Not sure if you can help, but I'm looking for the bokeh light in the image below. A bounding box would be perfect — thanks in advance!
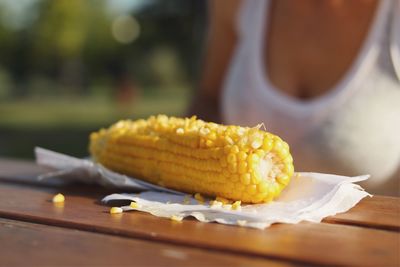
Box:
[111,15,140,44]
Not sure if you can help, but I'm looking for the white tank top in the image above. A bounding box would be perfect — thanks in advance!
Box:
[222,0,400,193]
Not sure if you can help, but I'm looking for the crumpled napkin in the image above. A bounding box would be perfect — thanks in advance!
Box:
[35,147,371,229]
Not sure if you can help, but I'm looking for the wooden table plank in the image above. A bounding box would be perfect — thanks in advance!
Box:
[325,195,400,231]
[1,158,399,231]
[0,182,398,266]
[1,218,293,267]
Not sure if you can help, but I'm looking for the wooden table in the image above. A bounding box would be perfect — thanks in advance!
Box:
[0,158,399,267]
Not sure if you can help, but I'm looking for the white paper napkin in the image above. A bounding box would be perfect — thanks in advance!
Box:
[35,147,371,229]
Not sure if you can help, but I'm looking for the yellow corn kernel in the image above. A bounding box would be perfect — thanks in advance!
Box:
[251,138,263,149]
[262,138,274,151]
[228,162,237,173]
[277,174,290,186]
[240,173,251,185]
[220,156,228,167]
[176,128,184,135]
[227,153,237,164]
[130,201,140,209]
[52,193,65,203]
[232,200,241,210]
[208,132,217,141]
[230,174,239,182]
[206,140,213,147]
[284,163,294,176]
[255,149,265,158]
[257,182,268,194]
[273,139,284,153]
[238,160,248,174]
[283,154,293,164]
[246,184,257,195]
[230,145,240,154]
[251,171,261,184]
[235,182,246,192]
[237,151,247,161]
[268,182,280,197]
[194,193,205,204]
[110,207,123,214]
[170,215,183,222]
[247,153,260,169]
[225,136,234,145]
[223,145,231,154]
[210,200,223,208]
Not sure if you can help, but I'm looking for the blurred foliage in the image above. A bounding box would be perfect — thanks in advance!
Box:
[0,0,206,158]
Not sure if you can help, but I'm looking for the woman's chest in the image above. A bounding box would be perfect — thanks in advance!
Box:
[265,0,378,99]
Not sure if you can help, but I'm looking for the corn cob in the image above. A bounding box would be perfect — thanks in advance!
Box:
[89,115,294,203]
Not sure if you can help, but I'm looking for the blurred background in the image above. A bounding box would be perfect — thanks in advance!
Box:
[0,0,206,159]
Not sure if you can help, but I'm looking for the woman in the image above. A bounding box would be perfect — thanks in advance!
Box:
[189,0,400,195]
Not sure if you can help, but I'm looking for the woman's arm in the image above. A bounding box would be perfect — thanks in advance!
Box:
[187,0,241,123]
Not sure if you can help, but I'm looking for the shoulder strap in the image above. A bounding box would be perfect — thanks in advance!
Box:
[236,0,267,38]
[390,0,400,81]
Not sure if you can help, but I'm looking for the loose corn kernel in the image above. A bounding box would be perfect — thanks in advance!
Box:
[110,207,123,214]
[210,200,223,208]
[170,215,183,222]
[52,193,65,203]
[232,201,241,210]
[130,201,140,209]
[194,193,205,204]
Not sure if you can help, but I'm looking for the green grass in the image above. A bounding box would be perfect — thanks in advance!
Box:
[0,89,190,129]
[0,88,191,159]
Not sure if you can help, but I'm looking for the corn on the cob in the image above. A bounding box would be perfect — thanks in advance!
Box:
[89,115,294,203]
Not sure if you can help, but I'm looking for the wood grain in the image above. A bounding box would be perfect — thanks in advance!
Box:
[324,195,400,231]
[1,158,399,231]
[0,182,398,266]
[0,218,294,267]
